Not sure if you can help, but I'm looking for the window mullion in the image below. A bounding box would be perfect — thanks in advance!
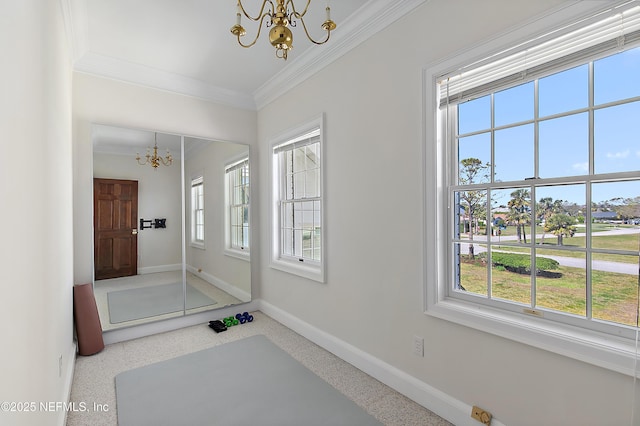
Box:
[489,93,495,301]
[486,188,493,300]
[490,93,495,184]
[530,185,537,310]
[531,78,539,310]
[586,60,595,320]
[448,105,459,295]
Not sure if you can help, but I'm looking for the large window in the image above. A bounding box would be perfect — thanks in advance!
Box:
[427,1,640,373]
[226,158,250,256]
[271,117,324,282]
[190,175,204,248]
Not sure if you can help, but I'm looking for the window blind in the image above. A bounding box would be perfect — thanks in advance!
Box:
[439,2,640,107]
[273,129,320,154]
[225,158,249,173]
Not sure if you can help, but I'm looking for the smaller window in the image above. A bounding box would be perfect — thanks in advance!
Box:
[190,176,204,248]
[225,158,250,257]
[271,116,325,282]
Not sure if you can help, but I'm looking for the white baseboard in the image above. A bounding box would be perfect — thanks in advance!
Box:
[138,264,182,275]
[60,341,77,426]
[186,265,251,302]
[102,300,259,345]
[257,299,505,426]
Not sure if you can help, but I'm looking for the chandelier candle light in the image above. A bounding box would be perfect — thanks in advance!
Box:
[135,133,173,169]
[230,0,336,60]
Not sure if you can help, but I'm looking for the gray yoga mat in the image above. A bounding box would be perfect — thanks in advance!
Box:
[107,282,216,324]
[115,334,383,426]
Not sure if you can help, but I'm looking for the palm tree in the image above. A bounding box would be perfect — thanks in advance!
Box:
[507,189,530,243]
[537,197,563,245]
[459,158,490,259]
[544,213,577,245]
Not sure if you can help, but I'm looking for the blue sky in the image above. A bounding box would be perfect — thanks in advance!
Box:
[457,46,640,205]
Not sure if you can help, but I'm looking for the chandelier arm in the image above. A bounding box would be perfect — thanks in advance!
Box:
[238,0,275,22]
[294,13,332,45]
[286,0,312,18]
[236,13,272,48]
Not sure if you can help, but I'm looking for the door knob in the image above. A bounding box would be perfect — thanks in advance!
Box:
[132,229,138,235]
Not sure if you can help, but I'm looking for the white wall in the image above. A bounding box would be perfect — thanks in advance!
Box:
[185,142,251,296]
[257,1,636,425]
[73,73,259,289]
[93,151,182,271]
[0,1,75,425]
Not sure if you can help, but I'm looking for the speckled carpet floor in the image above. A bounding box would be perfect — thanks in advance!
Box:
[67,311,452,426]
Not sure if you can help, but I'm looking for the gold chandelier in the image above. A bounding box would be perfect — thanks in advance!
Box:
[135,133,173,169]
[230,0,336,60]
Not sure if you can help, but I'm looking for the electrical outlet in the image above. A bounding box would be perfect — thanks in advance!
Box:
[471,405,492,425]
[413,335,424,357]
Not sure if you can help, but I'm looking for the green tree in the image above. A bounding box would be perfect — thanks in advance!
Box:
[537,197,563,244]
[562,201,582,218]
[608,196,640,221]
[507,189,530,243]
[544,213,577,246]
[459,158,490,259]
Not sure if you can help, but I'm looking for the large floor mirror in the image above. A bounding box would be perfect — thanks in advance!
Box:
[92,124,251,331]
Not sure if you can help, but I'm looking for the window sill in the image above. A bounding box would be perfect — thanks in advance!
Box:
[270,257,324,283]
[224,248,250,262]
[190,242,205,250]
[426,297,638,377]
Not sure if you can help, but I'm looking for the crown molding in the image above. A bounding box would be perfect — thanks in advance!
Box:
[253,0,428,110]
[66,0,256,111]
[60,0,89,63]
[73,52,257,110]
[66,0,427,111]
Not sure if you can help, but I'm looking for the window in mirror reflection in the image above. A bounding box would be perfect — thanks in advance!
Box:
[226,158,250,253]
[191,176,205,248]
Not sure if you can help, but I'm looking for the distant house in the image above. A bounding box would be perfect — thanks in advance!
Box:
[492,213,508,223]
[592,211,618,222]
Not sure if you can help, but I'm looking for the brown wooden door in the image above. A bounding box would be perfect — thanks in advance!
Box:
[94,178,138,280]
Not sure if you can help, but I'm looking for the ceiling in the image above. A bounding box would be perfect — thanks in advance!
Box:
[66,0,426,110]
[92,123,218,160]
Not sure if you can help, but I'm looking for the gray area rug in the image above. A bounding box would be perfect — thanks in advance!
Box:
[107,282,216,324]
[115,334,383,426]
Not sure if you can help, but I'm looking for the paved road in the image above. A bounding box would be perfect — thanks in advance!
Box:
[460,227,640,276]
[540,254,638,275]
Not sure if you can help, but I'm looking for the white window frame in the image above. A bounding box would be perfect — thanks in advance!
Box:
[270,115,325,282]
[225,156,250,261]
[190,175,205,249]
[424,0,640,376]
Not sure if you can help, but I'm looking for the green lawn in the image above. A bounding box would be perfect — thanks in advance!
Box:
[473,229,640,264]
[471,222,636,238]
[460,258,639,326]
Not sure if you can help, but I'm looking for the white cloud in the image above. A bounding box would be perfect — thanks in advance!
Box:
[606,150,630,159]
[572,162,588,172]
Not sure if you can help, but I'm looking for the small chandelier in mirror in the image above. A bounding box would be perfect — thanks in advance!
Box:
[230,0,336,60]
[136,133,173,169]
